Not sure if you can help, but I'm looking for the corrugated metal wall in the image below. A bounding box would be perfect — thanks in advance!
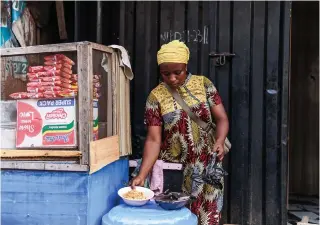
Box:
[118,2,290,225]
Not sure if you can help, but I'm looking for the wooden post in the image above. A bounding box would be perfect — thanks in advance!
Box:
[111,52,118,135]
[107,53,113,136]
[77,43,93,165]
[55,1,68,40]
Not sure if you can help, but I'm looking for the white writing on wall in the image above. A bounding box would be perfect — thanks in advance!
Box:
[160,26,209,45]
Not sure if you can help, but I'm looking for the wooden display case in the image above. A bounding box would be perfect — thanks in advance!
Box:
[0,42,131,173]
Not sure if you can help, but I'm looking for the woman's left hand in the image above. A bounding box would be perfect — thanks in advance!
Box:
[213,141,225,161]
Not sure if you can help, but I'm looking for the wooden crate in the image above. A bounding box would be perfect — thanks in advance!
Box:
[0,42,131,173]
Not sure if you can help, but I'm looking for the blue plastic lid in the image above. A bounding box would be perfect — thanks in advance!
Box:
[102,201,198,225]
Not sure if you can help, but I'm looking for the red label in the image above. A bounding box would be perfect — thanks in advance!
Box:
[45,108,67,120]
[16,102,43,146]
[43,130,75,145]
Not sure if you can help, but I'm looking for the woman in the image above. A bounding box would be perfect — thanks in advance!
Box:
[130,40,229,225]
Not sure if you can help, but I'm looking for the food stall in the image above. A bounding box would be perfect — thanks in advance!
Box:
[1,42,132,225]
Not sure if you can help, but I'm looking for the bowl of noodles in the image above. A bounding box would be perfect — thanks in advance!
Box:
[118,186,154,206]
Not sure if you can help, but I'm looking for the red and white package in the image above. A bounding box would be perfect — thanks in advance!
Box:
[44,66,72,74]
[58,91,77,97]
[43,66,72,75]
[27,93,44,99]
[27,86,61,93]
[59,93,77,98]
[93,75,101,80]
[62,63,72,70]
[71,74,78,81]
[42,92,59,98]
[61,67,72,74]
[42,81,62,86]
[10,92,44,99]
[43,86,62,92]
[9,92,29,99]
[93,87,100,93]
[28,78,41,82]
[42,90,77,98]
[28,66,44,73]
[60,83,78,89]
[43,64,63,70]
[27,82,40,87]
[43,65,73,74]
[27,87,44,93]
[60,88,76,93]
[60,72,71,79]
[60,78,72,84]
[93,92,101,99]
[44,60,63,65]
[27,70,61,78]
[28,76,62,82]
[44,54,75,65]
[27,81,62,87]
[41,76,61,82]
[44,61,73,70]
[62,87,77,91]
[93,82,101,88]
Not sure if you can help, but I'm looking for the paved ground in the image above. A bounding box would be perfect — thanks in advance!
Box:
[288,195,319,225]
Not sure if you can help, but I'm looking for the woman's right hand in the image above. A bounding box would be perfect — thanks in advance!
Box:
[129,175,145,189]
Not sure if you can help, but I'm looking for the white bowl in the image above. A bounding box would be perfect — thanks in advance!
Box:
[118,186,154,206]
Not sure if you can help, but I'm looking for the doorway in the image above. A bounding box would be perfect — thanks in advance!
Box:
[288,1,319,224]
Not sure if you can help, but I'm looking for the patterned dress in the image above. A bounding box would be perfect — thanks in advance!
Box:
[144,74,224,225]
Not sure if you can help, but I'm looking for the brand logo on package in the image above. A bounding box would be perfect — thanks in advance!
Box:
[16,101,43,146]
[37,98,75,107]
[93,101,98,108]
[42,121,75,145]
[45,108,68,120]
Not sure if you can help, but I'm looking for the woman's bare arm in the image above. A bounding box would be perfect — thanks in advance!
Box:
[210,104,229,158]
[130,126,162,187]
[211,104,229,143]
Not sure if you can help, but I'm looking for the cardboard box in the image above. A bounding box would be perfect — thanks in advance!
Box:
[16,98,77,148]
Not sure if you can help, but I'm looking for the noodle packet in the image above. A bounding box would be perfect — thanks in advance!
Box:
[28,66,44,73]
[44,54,75,65]
[44,61,73,70]
[27,86,62,93]
[44,66,72,74]
[27,70,61,78]
[27,81,62,87]
[60,83,78,89]
[9,92,28,99]
[28,76,62,82]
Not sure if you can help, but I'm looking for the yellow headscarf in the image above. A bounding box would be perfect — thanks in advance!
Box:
[157,40,190,65]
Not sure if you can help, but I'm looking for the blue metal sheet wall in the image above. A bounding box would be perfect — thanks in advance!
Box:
[1,158,129,225]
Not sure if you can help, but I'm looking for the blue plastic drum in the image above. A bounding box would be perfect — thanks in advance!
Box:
[102,201,198,225]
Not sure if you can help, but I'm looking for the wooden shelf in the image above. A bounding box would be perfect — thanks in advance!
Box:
[0,150,82,159]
